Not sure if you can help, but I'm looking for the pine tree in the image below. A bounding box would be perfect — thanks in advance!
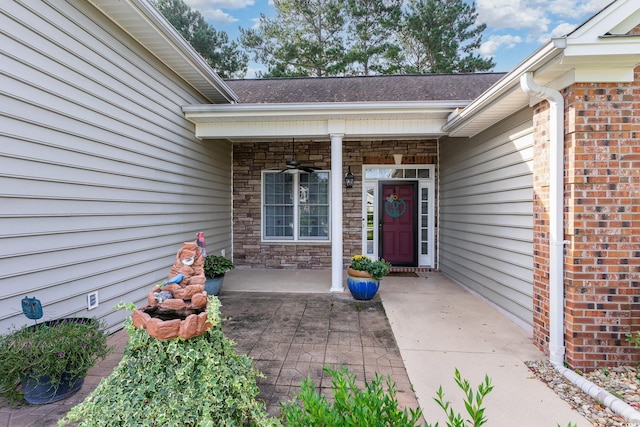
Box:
[344,0,403,75]
[401,0,494,73]
[154,0,248,78]
[240,0,346,77]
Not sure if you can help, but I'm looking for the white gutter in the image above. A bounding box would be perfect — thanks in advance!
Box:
[520,72,640,424]
[519,72,565,367]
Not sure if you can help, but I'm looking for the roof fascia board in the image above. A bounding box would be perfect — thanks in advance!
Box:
[183,101,468,122]
[88,0,237,103]
[574,67,635,82]
[442,43,560,134]
[569,0,638,38]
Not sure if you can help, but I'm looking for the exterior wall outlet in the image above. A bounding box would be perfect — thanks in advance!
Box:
[221,249,225,257]
[87,291,99,310]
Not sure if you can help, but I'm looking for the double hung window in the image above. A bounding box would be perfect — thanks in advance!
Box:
[262,171,330,241]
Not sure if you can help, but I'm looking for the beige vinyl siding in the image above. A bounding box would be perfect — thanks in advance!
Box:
[0,1,231,332]
[439,108,534,326]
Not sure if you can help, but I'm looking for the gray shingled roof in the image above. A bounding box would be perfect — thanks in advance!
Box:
[224,73,506,104]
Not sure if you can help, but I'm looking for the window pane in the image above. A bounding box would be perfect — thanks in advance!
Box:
[299,172,329,239]
[300,206,328,237]
[365,169,393,179]
[264,173,294,239]
[366,187,374,254]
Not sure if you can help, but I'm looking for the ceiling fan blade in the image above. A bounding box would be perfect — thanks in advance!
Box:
[300,166,317,173]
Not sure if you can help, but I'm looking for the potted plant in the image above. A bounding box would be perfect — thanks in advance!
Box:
[347,255,391,300]
[0,317,111,405]
[203,255,235,296]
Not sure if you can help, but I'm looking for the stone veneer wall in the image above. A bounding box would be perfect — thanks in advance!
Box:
[532,65,640,369]
[233,139,437,269]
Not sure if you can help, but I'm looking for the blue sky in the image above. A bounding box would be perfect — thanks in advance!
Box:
[183,0,614,78]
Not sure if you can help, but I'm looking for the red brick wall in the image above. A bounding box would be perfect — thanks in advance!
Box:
[532,101,553,353]
[233,139,437,269]
[533,66,640,369]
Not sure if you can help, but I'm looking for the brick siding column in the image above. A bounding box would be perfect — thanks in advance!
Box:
[535,66,640,370]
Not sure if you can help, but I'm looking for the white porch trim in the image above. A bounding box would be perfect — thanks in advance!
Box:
[330,132,344,292]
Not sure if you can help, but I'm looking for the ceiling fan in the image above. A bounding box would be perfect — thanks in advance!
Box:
[280,139,318,173]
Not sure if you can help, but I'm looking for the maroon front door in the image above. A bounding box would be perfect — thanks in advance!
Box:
[379,182,417,266]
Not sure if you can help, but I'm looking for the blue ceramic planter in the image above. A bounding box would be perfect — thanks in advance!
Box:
[22,373,84,404]
[347,274,380,300]
[205,275,225,296]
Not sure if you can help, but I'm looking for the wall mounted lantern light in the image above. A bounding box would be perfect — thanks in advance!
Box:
[345,166,355,188]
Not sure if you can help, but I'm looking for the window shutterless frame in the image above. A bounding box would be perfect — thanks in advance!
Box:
[261,170,331,242]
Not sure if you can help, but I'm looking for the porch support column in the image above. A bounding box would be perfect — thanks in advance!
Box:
[330,132,344,292]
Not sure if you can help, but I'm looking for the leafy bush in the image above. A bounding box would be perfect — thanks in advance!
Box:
[280,366,494,427]
[59,298,278,427]
[427,369,493,427]
[626,331,640,349]
[349,255,392,280]
[203,255,235,278]
[280,365,423,426]
[0,317,111,404]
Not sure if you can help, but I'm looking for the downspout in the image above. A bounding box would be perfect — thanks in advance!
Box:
[520,72,565,367]
[520,72,640,423]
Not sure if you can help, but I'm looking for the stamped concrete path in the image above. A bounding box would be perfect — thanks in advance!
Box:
[219,292,419,417]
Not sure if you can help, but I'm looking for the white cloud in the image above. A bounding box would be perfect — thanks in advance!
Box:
[549,22,578,38]
[184,0,255,10]
[477,0,550,34]
[479,34,523,57]
[547,0,612,17]
[199,8,238,25]
[245,63,266,78]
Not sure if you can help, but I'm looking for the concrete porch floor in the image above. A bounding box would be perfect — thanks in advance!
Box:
[0,269,589,426]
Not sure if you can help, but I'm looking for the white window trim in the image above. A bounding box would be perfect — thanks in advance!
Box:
[261,170,331,243]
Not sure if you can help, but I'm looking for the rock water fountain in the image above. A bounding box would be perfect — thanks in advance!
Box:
[132,239,213,340]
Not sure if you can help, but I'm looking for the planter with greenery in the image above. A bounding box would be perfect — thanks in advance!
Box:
[0,317,111,405]
[59,298,279,427]
[203,255,235,296]
[346,255,391,300]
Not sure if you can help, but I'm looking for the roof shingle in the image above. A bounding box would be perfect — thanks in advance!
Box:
[224,73,506,104]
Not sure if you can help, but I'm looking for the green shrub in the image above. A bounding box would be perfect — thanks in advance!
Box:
[280,366,495,427]
[59,297,278,427]
[626,331,640,349]
[426,369,493,427]
[280,365,423,426]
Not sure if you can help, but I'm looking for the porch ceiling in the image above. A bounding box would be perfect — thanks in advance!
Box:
[182,101,466,141]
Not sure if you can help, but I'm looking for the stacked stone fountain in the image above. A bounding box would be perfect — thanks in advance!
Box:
[132,241,212,340]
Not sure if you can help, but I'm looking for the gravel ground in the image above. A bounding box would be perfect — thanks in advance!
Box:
[526,360,640,426]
